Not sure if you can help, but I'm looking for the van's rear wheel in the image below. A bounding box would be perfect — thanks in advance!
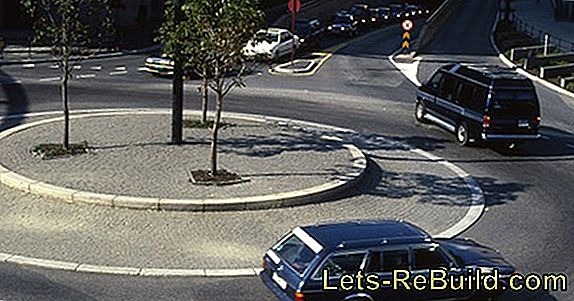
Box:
[456,123,470,146]
[415,102,427,122]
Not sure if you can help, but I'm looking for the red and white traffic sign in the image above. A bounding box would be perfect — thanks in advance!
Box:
[402,19,414,31]
[288,0,301,13]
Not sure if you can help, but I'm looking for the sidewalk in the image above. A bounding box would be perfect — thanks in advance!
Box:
[513,0,574,50]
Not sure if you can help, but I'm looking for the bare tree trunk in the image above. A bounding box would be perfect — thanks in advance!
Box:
[210,87,223,176]
[200,65,209,124]
[61,49,70,150]
[171,0,184,145]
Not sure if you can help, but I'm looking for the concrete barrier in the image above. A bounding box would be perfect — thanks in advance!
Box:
[415,0,463,54]
[510,45,546,61]
[524,52,574,69]
[540,63,574,79]
[560,76,574,88]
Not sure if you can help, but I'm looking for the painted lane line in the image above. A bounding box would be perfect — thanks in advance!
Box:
[22,64,35,69]
[73,65,82,70]
[90,66,102,71]
[109,70,128,76]
[39,77,61,82]
[114,66,127,71]
[49,63,59,69]
[137,67,148,72]
[75,74,96,79]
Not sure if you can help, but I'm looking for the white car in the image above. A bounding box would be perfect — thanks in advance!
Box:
[243,28,300,61]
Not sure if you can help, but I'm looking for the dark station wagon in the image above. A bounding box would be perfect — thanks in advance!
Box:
[260,220,515,301]
[416,64,541,146]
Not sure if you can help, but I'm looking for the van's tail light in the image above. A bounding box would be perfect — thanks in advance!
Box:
[295,291,305,301]
[535,116,541,125]
[482,115,491,128]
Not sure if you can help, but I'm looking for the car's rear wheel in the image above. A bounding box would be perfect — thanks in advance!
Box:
[456,123,471,146]
[415,101,427,122]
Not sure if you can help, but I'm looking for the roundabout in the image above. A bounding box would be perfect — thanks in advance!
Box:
[0,109,483,276]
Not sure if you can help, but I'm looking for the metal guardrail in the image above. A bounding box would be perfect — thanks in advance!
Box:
[512,12,574,52]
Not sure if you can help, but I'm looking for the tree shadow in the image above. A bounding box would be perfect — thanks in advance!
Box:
[0,68,29,130]
[489,126,574,158]
[0,263,98,301]
[347,158,528,208]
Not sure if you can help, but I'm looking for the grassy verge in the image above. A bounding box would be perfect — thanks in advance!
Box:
[494,20,574,93]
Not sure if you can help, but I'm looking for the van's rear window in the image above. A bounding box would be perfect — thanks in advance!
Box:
[273,234,316,274]
[490,90,538,115]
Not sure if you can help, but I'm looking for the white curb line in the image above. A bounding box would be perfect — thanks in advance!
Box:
[0,109,368,212]
[0,108,485,277]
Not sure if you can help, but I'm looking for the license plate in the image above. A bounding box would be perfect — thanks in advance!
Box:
[272,272,288,290]
[518,120,530,128]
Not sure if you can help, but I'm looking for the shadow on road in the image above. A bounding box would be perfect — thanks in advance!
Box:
[0,68,29,130]
[0,263,97,301]
[353,158,527,208]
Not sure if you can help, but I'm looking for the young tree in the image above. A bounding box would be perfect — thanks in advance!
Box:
[22,0,114,149]
[186,0,264,175]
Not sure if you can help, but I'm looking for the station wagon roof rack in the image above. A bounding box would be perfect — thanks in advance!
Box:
[336,235,432,249]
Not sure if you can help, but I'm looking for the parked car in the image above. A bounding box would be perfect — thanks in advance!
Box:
[416,64,541,146]
[368,7,391,26]
[403,4,430,18]
[326,12,359,37]
[261,220,515,301]
[243,28,300,61]
[295,18,324,49]
[143,55,174,77]
[350,4,370,26]
[389,3,406,19]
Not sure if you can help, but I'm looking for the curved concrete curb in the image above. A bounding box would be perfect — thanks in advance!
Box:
[0,109,367,212]
[0,108,485,277]
[489,13,574,101]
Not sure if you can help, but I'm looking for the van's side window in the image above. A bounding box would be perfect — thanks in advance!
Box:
[471,87,488,112]
[441,75,458,102]
[427,72,444,91]
[457,82,475,107]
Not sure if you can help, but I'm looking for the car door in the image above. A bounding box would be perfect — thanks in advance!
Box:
[409,245,458,300]
[365,247,412,300]
[304,250,368,301]
[419,71,443,118]
[278,32,293,57]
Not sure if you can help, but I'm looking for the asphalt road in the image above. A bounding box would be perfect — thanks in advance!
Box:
[0,0,573,300]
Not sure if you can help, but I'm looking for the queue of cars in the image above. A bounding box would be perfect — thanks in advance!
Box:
[144,2,432,75]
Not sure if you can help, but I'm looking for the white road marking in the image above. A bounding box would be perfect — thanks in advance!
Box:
[73,65,82,70]
[90,66,102,71]
[75,74,96,79]
[114,66,127,71]
[109,70,128,76]
[49,63,59,69]
[22,64,35,69]
[39,77,60,82]
[137,67,147,72]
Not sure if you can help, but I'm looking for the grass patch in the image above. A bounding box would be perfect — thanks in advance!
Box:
[567,82,574,92]
[183,119,235,130]
[31,141,89,160]
[494,20,540,53]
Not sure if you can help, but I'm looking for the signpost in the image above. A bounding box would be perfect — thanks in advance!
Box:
[288,0,301,65]
[401,19,413,51]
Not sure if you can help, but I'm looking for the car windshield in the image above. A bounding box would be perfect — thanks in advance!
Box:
[490,89,538,116]
[333,16,352,24]
[255,32,278,43]
[273,234,316,274]
[351,7,366,16]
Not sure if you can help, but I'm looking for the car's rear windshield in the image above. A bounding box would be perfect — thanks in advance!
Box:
[273,234,316,274]
[489,89,539,116]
